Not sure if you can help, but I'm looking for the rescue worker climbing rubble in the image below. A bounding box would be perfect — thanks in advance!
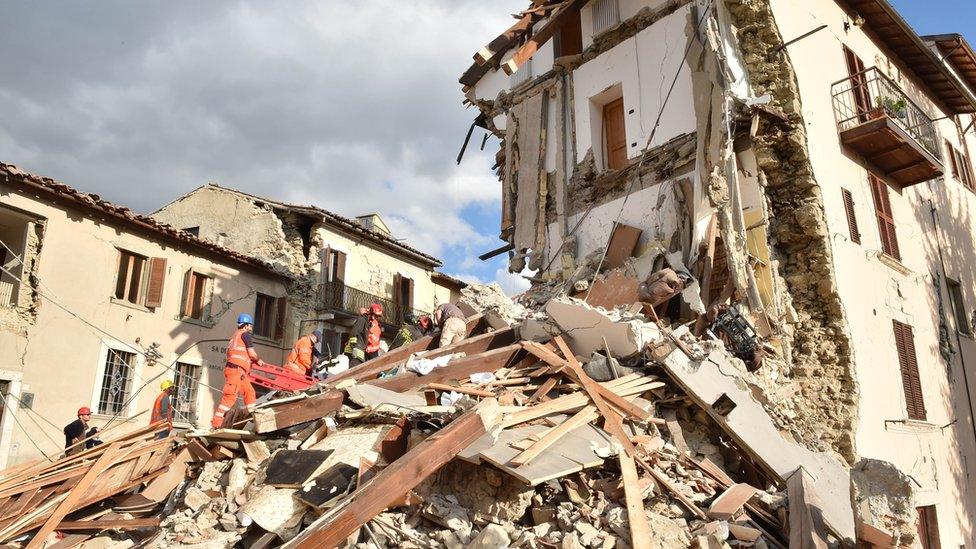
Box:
[151,380,176,439]
[284,329,322,376]
[433,302,467,347]
[345,304,383,366]
[391,312,423,350]
[211,313,264,429]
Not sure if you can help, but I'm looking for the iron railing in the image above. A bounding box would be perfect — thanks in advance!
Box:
[831,66,941,160]
[316,281,427,326]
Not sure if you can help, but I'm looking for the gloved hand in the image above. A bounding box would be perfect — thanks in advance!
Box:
[256,359,265,368]
[352,348,366,362]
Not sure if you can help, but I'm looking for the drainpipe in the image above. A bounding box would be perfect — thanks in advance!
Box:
[926,191,976,454]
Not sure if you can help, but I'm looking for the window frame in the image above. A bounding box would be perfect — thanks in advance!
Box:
[93,343,139,417]
[178,269,213,324]
[603,96,628,171]
[946,278,972,336]
[253,293,286,341]
[916,505,941,549]
[892,320,926,421]
[114,249,149,306]
[173,361,203,425]
[868,174,900,261]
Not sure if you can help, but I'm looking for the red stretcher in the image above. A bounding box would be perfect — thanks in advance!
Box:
[248,362,316,392]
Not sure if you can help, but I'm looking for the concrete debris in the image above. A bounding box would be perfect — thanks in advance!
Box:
[460,282,529,326]
[0,247,885,549]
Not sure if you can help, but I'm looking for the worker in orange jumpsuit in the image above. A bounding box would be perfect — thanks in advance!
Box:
[151,380,176,439]
[284,329,322,376]
[345,304,383,367]
[211,313,264,429]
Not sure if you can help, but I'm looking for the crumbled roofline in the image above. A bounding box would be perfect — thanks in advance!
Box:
[200,183,443,268]
[0,163,290,280]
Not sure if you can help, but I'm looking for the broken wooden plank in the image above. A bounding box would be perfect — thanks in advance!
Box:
[662,408,690,455]
[503,0,588,75]
[252,390,344,434]
[26,443,126,549]
[619,451,652,549]
[264,450,334,488]
[140,447,192,503]
[283,399,502,548]
[707,483,758,521]
[295,463,358,510]
[54,518,160,531]
[425,383,495,398]
[787,468,829,549]
[527,376,558,403]
[604,223,643,270]
[370,344,526,393]
[243,440,272,464]
[510,405,596,466]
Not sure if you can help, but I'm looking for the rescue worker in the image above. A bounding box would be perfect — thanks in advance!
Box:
[345,303,383,366]
[390,312,424,350]
[211,313,264,429]
[63,407,99,455]
[284,329,322,376]
[151,380,176,439]
[433,302,467,347]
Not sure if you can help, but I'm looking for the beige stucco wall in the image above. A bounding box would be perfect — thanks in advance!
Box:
[771,0,976,542]
[0,184,288,467]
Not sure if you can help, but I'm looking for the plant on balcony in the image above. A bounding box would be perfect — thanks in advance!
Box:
[875,95,907,119]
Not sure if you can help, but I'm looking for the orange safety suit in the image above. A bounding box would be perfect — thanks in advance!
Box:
[366,317,382,354]
[284,335,315,376]
[211,327,258,428]
[152,390,174,438]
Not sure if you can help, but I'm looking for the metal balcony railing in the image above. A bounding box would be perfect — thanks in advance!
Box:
[0,280,13,307]
[316,280,427,326]
[831,66,941,160]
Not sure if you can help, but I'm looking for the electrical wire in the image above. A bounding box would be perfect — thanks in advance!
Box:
[584,0,714,300]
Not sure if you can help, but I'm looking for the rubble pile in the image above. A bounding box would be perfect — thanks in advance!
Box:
[0,276,881,548]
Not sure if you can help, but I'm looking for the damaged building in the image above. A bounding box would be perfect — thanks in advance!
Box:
[462,0,976,545]
[152,184,465,357]
[0,164,290,467]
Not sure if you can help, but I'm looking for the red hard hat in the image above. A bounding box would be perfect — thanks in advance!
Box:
[78,407,91,416]
[370,303,384,316]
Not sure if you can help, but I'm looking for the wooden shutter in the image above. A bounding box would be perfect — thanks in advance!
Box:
[893,320,926,421]
[144,258,167,308]
[945,140,960,179]
[841,189,861,244]
[274,297,287,341]
[393,273,403,310]
[334,251,346,284]
[320,246,332,282]
[554,11,582,57]
[603,98,628,170]
[916,506,941,549]
[406,277,414,309]
[869,175,900,260]
[179,269,193,318]
[844,46,870,119]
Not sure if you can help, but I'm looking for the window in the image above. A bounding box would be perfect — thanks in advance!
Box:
[510,58,532,88]
[893,320,926,421]
[182,227,200,237]
[115,251,167,308]
[869,175,900,260]
[844,46,870,121]
[916,506,941,549]
[592,0,620,35]
[393,274,414,322]
[173,362,202,424]
[842,188,861,244]
[0,204,37,308]
[944,140,974,190]
[322,248,346,283]
[98,349,135,415]
[603,97,628,170]
[179,270,211,321]
[554,10,582,58]
[947,279,972,336]
[254,293,286,340]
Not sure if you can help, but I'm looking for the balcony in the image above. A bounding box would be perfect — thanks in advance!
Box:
[831,67,943,187]
[316,280,426,326]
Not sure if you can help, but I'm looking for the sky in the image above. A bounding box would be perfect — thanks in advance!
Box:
[0,1,972,296]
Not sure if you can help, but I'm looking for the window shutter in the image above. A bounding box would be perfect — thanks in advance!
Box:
[893,321,926,421]
[406,277,414,309]
[961,151,975,190]
[320,246,332,283]
[144,258,167,308]
[945,141,960,179]
[179,269,193,318]
[841,189,860,244]
[274,297,287,341]
[869,175,900,260]
[202,276,213,322]
[335,251,346,283]
[393,273,403,310]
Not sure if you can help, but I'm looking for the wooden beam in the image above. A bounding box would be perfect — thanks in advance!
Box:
[474,13,535,65]
[619,452,652,549]
[503,0,588,75]
[282,400,502,548]
[53,518,160,531]
[27,443,127,549]
[368,343,525,393]
[252,390,345,434]
[510,405,596,466]
[786,468,829,549]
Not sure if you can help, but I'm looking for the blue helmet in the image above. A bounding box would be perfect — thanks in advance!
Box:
[237,313,254,326]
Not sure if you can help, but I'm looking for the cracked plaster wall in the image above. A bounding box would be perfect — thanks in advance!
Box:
[0,184,288,465]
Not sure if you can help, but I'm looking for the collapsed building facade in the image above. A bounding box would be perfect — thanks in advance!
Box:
[462,0,976,544]
[152,184,465,358]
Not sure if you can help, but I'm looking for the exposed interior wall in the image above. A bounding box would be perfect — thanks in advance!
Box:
[0,184,288,465]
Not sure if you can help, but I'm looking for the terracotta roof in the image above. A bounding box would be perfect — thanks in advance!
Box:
[839,0,976,113]
[201,184,443,268]
[0,163,289,279]
[432,271,468,290]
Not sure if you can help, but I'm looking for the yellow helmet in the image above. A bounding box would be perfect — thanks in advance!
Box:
[160,380,174,391]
